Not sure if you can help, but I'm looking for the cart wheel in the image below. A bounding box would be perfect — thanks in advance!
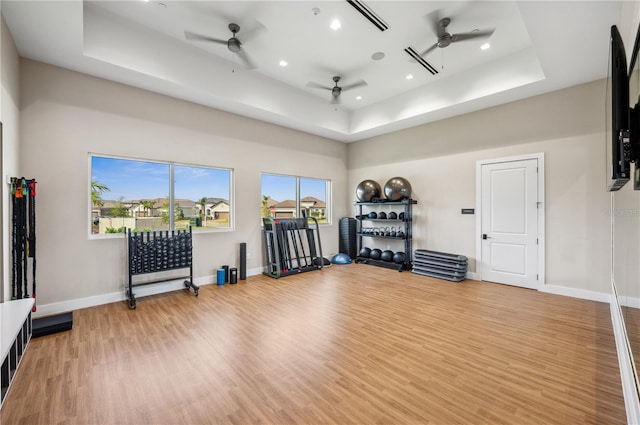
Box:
[194,288,199,296]
[183,280,190,289]
[129,300,136,310]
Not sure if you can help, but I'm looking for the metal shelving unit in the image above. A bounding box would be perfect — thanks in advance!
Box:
[354,198,416,271]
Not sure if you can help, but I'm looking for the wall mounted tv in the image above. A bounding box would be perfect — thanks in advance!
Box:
[607,25,631,192]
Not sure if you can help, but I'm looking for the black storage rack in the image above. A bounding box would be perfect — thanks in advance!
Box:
[262,217,323,278]
[354,198,416,271]
[126,227,199,309]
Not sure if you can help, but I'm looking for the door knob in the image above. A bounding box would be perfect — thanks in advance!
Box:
[482,234,492,239]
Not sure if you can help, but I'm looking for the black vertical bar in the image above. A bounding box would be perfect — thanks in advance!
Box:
[239,242,246,280]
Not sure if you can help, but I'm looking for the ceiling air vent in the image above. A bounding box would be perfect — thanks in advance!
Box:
[404,47,439,75]
[346,0,389,32]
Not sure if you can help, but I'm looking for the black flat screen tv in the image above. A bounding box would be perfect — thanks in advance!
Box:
[608,25,631,192]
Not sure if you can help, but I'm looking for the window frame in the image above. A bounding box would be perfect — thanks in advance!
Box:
[89,153,234,238]
[260,172,331,225]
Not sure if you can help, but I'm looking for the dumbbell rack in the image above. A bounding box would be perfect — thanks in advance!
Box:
[354,198,416,272]
[126,227,198,309]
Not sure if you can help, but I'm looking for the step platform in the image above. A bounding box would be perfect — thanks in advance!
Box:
[412,249,468,282]
[32,312,73,338]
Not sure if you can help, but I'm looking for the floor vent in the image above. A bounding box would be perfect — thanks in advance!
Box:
[404,47,439,75]
[346,0,389,32]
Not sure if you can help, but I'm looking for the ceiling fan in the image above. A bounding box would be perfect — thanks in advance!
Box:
[306,76,368,104]
[419,15,495,58]
[184,22,263,69]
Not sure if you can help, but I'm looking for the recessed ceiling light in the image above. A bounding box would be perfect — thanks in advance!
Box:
[405,74,414,80]
[330,19,342,31]
[279,60,288,67]
[371,51,385,61]
[356,96,363,100]
[481,43,490,50]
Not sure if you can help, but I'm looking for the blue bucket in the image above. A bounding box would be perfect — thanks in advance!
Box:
[216,269,225,286]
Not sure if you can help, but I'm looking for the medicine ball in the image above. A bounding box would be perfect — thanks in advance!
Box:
[356,179,382,202]
[399,212,405,221]
[384,177,412,201]
[393,251,406,264]
[370,248,382,260]
[359,247,371,258]
[381,250,394,262]
[388,211,397,220]
[377,211,387,220]
[368,211,377,219]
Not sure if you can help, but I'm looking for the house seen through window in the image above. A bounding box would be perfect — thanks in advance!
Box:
[91,156,232,235]
[261,174,330,223]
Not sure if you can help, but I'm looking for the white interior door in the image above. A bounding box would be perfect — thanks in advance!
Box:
[481,159,538,289]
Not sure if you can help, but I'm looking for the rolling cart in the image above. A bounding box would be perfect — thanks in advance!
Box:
[125,227,198,309]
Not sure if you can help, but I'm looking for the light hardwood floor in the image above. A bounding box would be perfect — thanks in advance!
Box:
[1,265,626,424]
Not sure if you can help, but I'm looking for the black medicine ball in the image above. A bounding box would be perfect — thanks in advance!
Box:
[388,212,397,220]
[381,250,394,262]
[368,212,377,219]
[359,247,371,258]
[377,211,387,220]
[370,249,382,260]
[392,251,406,264]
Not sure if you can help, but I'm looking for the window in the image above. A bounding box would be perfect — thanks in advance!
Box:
[90,155,232,235]
[261,173,330,224]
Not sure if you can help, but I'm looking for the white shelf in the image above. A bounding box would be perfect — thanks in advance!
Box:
[1,298,34,409]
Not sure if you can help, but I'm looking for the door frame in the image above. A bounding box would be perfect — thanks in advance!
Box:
[475,153,545,290]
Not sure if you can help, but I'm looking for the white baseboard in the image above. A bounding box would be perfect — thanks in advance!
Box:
[33,268,261,318]
[465,271,479,280]
[540,284,611,303]
[611,293,640,425]
[620,295,640,309]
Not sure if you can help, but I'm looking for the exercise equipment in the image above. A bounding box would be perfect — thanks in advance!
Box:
[356,179,382,202]
[377,211,387,219]
[384,177,412,201]
[370,248,382,260]
[412,249,467,282]
[262,217,324,278]
[393,251,406,264]
[331,253,352,264]
[239,242,247,280]
[388,212,397,220]
[339,217,357,259]
[126,227,198,309]
[381,250,394,262]
[359,247,371,258]
[10,178,37,311]
[368,212,377,219]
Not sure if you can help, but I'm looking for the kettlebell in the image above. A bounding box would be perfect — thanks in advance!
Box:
[399,212,405,221]
[397,229,405,238]
[384,227,391,237]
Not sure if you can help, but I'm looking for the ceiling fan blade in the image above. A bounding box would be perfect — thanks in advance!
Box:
[240,20,267,43]
[419,43,438,57]
[451,29,495,43]
[424,9,444,36]
[306,81,332,91]
[236,49,257,69]
[184,31,228,45]
[342,80,368,91]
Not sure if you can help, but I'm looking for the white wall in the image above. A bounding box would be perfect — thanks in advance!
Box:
[348,80,611,294]
[19,59,347,309]
[0,13,20,301]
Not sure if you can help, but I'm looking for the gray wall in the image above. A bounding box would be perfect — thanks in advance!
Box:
[17,59,348,307]
[348,80,611,294]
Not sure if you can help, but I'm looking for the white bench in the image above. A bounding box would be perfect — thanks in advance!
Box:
[0,298,34,408]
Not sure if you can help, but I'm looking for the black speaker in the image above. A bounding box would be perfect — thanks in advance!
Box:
[239,242,247,280]
[339,217,357,259]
